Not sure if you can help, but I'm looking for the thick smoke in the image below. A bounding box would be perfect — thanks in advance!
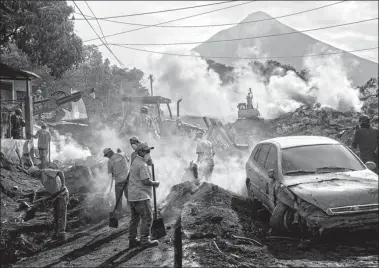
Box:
[149,45,362,119]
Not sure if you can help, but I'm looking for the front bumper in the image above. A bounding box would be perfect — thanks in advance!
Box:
[296,201,379,231]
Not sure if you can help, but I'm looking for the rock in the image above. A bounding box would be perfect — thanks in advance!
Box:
[64,165,94,194]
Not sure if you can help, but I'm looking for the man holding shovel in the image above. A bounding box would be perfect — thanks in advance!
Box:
[27,166,69,241]
[127,142,160,249]
[30,122,51,169]
[104,148,129,217]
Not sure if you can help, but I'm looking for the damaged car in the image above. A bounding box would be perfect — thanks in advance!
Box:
[245,136,378,236]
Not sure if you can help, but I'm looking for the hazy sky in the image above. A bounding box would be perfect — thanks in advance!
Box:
[70,1,378,72]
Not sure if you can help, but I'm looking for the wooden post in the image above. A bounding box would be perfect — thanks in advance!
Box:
[24,79,33,139]
[174,215,182,268]
[149,74,154,96]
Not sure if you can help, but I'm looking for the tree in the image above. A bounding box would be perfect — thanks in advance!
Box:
[0,1,83,78]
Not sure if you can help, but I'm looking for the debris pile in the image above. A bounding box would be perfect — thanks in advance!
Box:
[0,153,111,264]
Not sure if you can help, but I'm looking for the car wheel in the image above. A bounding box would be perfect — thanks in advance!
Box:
[269,203,292,235]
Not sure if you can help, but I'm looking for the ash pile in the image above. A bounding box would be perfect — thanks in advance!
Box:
[268,78,378,145]
[0,152,111,264]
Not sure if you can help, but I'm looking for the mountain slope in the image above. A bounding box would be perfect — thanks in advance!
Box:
[193,11,378,86]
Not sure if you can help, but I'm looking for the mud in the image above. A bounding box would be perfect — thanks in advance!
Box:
[2,167,378,267]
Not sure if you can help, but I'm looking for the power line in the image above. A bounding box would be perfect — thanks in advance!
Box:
[109,17,378,46]
[74,1,236,20]
[77,1,347,28]
[110,44,379,60]
[73,1,125,68]
[84,1,109,48]
[83,1,256,42]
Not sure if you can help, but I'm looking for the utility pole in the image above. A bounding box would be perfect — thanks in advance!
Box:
[149,74,154,96]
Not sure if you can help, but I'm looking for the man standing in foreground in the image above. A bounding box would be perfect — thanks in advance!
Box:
[30,122,51,169]
[195,131,215,181]
[128,142,160,249]
[352,114,378,166]
[104,148,129,216]
[28,166,69,240]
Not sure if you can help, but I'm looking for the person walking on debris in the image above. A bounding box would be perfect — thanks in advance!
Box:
[104,148,129,216]
[128,142,160,248]
[30,122,51,169]
[194,131,215,181]
[27,166,69,241]
[352,114,379,167]
[11,108,25,139]
[133,106,159,140]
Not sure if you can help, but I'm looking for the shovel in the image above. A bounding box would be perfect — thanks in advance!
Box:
[151,164,166,239]
[109,173,129,228]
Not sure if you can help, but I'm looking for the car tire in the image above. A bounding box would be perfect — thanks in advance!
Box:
[269,203,291,235]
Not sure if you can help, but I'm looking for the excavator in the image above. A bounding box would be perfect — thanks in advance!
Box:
[32,87,106,125]
[232,88,266,146]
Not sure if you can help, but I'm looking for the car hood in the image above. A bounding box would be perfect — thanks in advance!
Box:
[283,169,378,212]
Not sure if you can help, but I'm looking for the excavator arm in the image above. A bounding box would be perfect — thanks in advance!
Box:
[33,88,95,116]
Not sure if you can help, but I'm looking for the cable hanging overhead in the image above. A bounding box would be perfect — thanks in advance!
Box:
[77,1,347,28]
[110,44,379,60]
[74,1,237,20]
[83,1,256,42]
[73,1,125,68]
[109,17,378,46]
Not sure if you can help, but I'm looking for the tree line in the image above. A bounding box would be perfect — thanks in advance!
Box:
[0,1,149,116]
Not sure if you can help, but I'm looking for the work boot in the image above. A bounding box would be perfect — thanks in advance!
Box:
[141,239,159,248]
[129,238,141,249]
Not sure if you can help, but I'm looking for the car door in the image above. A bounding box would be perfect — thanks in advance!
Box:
[261,145,279,211]
[250,143,271,204]
[246,144,262,200]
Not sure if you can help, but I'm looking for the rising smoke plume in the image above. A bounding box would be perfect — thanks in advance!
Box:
[148,45,362,119]
[43,44,364,204]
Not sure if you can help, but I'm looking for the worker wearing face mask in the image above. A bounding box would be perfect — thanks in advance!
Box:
[130,136,153,166]
[127,142,160,248]
[130,136,141,164]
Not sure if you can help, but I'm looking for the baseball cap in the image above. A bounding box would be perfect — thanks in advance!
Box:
[136,142,154,152]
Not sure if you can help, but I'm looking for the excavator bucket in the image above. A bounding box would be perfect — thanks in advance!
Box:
[203,117,248,157]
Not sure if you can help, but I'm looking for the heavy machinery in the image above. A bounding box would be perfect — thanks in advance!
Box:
[237,88,261,119]
[121,95,205,137]
[32,88,104,124]
[233,88,266,146]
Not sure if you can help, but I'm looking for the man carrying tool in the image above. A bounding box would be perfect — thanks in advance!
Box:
[27,166,69,241]
[10,108,25,139]
[352,114,379,168]
[30,122,51,169]
[104,148,129,216]
[128,142,160,248]
[194,131,215,181]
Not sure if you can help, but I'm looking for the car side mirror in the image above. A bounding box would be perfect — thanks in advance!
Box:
[268,169,276,179]
[365,161,377,171]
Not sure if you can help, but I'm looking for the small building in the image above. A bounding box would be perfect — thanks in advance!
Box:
[0,63,40,139]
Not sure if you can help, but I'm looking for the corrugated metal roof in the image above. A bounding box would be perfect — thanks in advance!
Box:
[0,63,40,80]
